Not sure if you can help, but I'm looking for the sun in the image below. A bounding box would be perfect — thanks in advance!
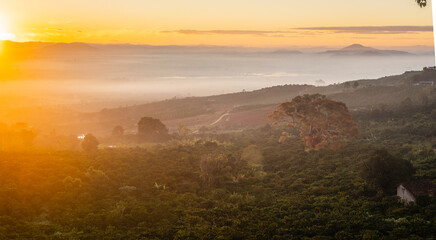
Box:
[0,14,15,41]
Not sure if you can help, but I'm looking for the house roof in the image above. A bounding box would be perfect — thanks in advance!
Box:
[402,180,436,197]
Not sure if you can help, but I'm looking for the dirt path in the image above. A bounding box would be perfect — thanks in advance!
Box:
[209,111,230,126]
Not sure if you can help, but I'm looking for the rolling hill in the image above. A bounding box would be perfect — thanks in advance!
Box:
[1,68,434,136]
[65,69,432,135]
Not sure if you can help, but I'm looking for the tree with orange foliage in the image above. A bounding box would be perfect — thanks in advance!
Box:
[270,94,359,151]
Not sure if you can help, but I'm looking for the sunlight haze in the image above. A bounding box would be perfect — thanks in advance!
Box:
[1,0,434,46]
[0,1,436,239]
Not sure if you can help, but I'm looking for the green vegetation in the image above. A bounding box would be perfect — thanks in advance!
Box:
[81,134,99,152]
[360,149,415,193]
[137,117,170,142]
[0,100,435,239]
[0,71,435,239]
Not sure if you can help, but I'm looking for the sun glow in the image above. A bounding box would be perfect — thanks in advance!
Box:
[0,14,15,41]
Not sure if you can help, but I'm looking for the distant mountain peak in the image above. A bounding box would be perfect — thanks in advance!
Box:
[321,43,410,56]
[49,42,97,50]
[346,44,364,48]
[341,44,375,51]
[36,42,99,55]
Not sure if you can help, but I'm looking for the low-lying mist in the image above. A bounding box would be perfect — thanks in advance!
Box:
[0,42,434,111]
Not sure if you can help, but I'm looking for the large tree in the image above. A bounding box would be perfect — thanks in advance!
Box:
[112,125,124,137]
[137,117,169,142]
[270,94,359,151]
[82,134,99,152]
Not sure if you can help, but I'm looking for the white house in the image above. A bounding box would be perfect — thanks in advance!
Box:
[397,184,417,203]
[418,81,434,86]
[397,180,436,204]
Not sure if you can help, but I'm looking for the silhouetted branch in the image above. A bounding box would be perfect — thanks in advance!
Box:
[416,0,427,7]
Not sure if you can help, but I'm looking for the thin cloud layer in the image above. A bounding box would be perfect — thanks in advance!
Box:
[161,30,293,36]
[295,26,433,34]
[162,26,433,37]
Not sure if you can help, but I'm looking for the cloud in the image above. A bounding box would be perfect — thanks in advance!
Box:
[248,72,301,77]
[161,29,294,36]
[294,26,433,34]
[161,26,433,37]
[44,28,64,32]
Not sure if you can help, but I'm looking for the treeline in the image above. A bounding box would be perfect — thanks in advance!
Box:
[352,95,436,122]
[0,122,36,151]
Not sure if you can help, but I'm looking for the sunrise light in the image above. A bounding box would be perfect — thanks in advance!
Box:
[0,0,435,239]
[0,14,15,40]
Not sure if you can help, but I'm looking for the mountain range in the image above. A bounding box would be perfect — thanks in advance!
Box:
[321,44,411,56]
[0,41,422,56]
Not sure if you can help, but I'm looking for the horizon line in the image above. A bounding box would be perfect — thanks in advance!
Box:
[1,40,434,49]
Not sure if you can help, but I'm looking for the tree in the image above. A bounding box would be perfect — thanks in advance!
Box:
[415,0,427,7]
[353,81,359,89]
[270,94,359,151]
[199,154,233,187]
[344,82,351,91]
[0,122,8,151]
[112,125,124,137]
[399,97,413,113]
[241,145,264,170]
[8,122,37,150]
[137,117,169,142]
[420,94,429,106]
[360,149,415,193]
[82,134,99,151]
[177,124,192,137]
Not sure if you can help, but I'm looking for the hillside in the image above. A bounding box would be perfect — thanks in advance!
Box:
[1,69,433,136]
[69,70,435,135]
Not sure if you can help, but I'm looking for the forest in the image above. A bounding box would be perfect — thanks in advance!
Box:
[0,0,435,239]
[0,92,435,240]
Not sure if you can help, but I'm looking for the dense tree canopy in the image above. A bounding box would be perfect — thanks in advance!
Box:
[138,117,169,142]
[360,149,415,192]
[0,122,36,151]
[82,133,99,151]
[0,102,435,239]
[111,125,124,137]
[270,94,360,151]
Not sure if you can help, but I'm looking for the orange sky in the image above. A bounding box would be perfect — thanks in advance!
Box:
[0,0,434,47]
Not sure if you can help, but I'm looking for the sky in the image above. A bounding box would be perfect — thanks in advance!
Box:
[0,0,434,47]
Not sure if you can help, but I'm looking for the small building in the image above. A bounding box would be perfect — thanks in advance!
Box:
[397,180,436,204]
[418,81,434,86]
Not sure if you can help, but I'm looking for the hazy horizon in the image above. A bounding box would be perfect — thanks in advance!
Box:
[0,41,434,111]
[0,0,434,111]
